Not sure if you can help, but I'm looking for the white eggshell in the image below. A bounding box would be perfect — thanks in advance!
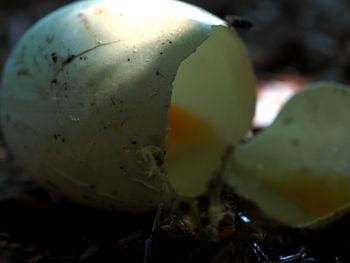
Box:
[1,0,256,212]
[227,82,350,226]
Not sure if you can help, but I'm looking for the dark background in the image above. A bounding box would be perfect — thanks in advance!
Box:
[2,0,350,84]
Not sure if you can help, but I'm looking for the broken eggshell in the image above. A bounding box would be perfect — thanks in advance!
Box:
[0,0,256,212]
[226,82,350,227]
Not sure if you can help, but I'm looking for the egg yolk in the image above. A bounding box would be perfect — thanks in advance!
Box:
[166,104,226,196]
[271,171,350,218]
[167,104,217,153]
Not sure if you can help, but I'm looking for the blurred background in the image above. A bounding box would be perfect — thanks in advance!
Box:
[2,0,350,81]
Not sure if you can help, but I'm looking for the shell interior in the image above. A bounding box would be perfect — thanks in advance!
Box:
[226,82,350,227]
[168,25,256,197]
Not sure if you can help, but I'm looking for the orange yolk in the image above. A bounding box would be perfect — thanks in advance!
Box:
[166,105,226,196]
[167,105,217,153]
[271,172,350,217]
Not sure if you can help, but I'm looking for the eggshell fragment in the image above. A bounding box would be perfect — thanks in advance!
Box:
[1,0,256,212]
[227,82,350,226]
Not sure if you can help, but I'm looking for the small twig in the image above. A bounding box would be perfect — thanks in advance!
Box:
[224,15,254,35]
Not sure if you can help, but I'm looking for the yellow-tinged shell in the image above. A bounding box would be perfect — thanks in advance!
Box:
[227,82,350,227]
[0,0,256,212]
